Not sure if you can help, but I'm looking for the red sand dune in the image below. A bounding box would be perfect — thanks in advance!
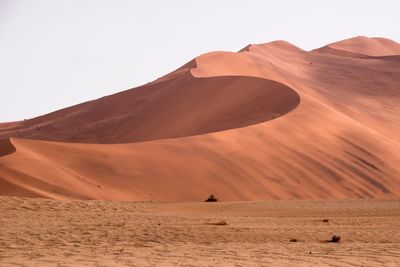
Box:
[1,36,400,201]
[314,36,400,57]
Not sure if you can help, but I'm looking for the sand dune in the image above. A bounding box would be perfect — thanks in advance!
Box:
[0,36,400,201]
[314,36,400,57]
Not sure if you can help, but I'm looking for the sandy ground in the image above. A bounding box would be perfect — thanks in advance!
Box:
[1,197,399,266]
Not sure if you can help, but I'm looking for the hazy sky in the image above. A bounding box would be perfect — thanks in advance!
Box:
[1,0,399,122]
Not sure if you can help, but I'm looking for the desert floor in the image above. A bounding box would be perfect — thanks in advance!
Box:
[1,197,399,266]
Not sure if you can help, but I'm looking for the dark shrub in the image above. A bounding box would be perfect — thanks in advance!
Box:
[205,194,218,202]
[208,220,227,226]
[330,235,341,243]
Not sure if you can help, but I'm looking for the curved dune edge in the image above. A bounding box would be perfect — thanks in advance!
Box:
[0,74,300,144]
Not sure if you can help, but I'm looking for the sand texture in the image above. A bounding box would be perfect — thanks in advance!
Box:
[1,197,400,266]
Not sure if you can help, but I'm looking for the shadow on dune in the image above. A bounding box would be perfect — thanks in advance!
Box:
[0,74,300,144]
[0,139,16,157]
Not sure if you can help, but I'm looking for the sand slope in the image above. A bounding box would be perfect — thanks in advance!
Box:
[0,36,400,201]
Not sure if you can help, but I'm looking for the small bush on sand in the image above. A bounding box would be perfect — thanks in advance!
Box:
[289,238,305,242]
[205,194,218,202]
[208,220,227,226]
[330,235,341,243]
[322,219,329,223]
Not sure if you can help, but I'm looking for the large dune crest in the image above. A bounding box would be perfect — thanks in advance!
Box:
[1,36,400,201]
[314,36,400,57]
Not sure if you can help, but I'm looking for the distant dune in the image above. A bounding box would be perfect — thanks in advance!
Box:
[1,36,400,201]
[314,36,400,57]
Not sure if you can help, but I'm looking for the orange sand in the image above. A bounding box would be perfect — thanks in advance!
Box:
[1,197,400,266]
[0,36,400,201]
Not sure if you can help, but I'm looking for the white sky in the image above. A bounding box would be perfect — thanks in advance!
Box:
[1,0,399,122]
